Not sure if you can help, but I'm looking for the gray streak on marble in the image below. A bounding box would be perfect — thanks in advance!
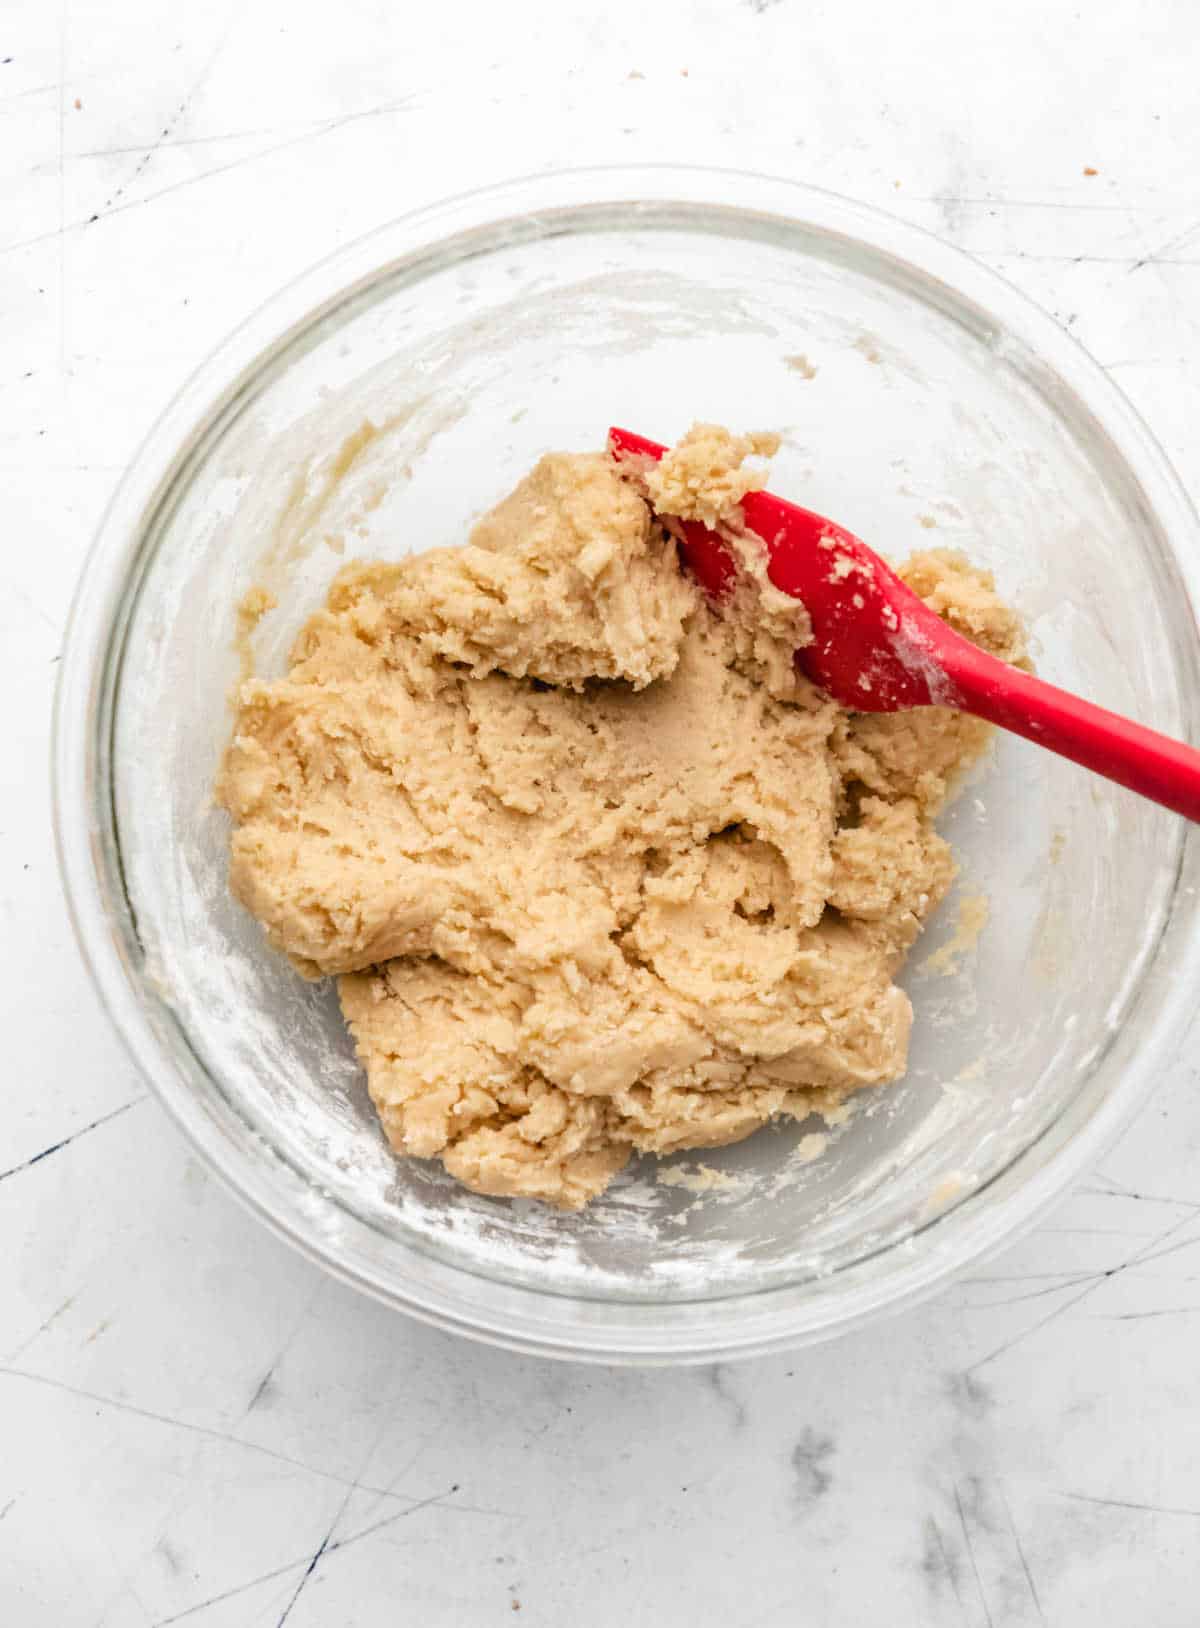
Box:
[790,1429,835,1509]
[705,1364,748,1431]
[920,1515,966,1609]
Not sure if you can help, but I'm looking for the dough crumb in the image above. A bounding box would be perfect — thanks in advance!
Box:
[922,1172,974,1217]
[784,354,818,380]
[218,425,1021,1209]
[657,1163,740,1193]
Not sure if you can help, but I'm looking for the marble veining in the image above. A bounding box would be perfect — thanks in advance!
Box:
[4,0,1200,1622]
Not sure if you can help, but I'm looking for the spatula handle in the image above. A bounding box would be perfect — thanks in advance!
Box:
[946,640,1200,822]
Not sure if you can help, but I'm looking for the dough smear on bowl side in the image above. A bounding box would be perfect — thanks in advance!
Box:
[216,425,1026,1210]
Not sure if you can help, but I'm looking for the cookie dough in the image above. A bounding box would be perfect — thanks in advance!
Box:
[218,427,1024,1209]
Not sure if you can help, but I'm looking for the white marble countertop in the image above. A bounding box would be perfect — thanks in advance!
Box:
[4,1,1200,1622]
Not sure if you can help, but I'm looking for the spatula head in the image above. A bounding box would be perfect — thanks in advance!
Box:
[609,426,960,712]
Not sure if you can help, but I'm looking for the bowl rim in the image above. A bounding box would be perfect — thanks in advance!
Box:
[53,163,1200,1363]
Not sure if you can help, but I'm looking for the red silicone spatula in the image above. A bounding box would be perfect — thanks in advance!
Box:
[609,426,1200,822]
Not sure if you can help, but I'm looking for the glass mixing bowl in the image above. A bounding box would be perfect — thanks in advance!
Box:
[54,167,1200,1362]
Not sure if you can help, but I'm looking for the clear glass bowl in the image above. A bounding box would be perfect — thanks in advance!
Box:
[53,167,1200,1363]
